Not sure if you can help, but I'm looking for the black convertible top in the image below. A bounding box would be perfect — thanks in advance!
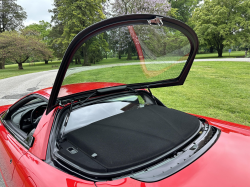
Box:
[58,105,200,173]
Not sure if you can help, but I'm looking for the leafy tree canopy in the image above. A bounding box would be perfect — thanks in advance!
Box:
[24,20,51,43]
[0,31,52,69]
[48,23,64,59]
[168,0,201,23]
[50,0,105,48]
[104,0,171,17]
[0,0,27,33]
[191,0,250,57]
[49,0,106,64]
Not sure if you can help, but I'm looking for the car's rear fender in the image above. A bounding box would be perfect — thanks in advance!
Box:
[193,114,250,136]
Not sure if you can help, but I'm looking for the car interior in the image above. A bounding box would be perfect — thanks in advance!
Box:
[9,97,47,135]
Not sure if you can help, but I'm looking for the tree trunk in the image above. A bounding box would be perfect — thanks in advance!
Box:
[83,52,88,65]
[217,44,224,57]
[0,58,5,69]
[118,51,121,59]
[84,54,88,65]
[127,43,132,60]
[75,57,78,64]
[78,57,81,64]
[163,43,167,55]
[2,58,5,69]
[18,63,23,70]
[16,56,29,70]
[209,46,214,53]
[82,46,89,65]
[218,48,223,57]
[45,60,48,64]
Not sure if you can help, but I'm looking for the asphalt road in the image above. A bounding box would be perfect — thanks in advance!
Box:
[0,70,58,106]
[0,58,249,186]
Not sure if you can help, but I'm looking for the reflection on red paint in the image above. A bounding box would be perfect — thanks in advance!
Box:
[66,178,95,187]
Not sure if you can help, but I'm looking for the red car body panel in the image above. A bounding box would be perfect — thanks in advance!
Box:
[0,105,11,114]
[28,108,57,160]
[0,83,250,186]
[0,120,28,186]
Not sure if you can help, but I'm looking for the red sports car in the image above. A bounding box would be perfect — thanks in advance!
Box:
[0,14,250,187]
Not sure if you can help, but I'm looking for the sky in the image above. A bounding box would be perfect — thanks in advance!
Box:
[17,0,54,26]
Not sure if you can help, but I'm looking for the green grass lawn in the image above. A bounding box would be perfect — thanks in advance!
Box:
[152,61,250,126]
[63,62,185,85]
[195,51,245,59]
[0,52,246,79]
[0,57,140,80]
[95,56,139,65]
[64,61,250,126]
[0,61,61,80]
[0,60,87,80]
[0,58,249,126]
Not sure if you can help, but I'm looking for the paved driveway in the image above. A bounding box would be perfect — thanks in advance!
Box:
[0,70,58,106]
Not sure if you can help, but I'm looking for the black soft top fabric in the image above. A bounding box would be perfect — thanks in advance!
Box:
[63,105,200,172]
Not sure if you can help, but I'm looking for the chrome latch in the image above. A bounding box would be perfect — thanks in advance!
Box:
[147,16,163,26]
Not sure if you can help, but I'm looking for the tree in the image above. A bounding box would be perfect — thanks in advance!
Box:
[0,31,52,70]
[104,0,171,60]
[168,0,201,23]
[0,32,13,69]
[48,1,65,59]
[191,0,250,57]
[88,34,109,64]
[0,0,27,33]
[49,0,106,64]
[50,0,105,48]
[109,0,171,16]
[24,21,53,64]
[48,23,64,59]
[25,21,51,43]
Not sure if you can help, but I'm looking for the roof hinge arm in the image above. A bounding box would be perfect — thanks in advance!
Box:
[60,100,73,139]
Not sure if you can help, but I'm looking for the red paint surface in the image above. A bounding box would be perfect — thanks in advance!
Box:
[28,108,57,160]
[0,105,11,114]
[0,118,28,186]
[15,151,95,187]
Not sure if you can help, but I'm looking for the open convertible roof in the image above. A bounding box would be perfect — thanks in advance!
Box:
[47,14,199,113]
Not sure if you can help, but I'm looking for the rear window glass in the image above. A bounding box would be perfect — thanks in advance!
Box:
[59,23,190,97]
[63,94,154,134]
